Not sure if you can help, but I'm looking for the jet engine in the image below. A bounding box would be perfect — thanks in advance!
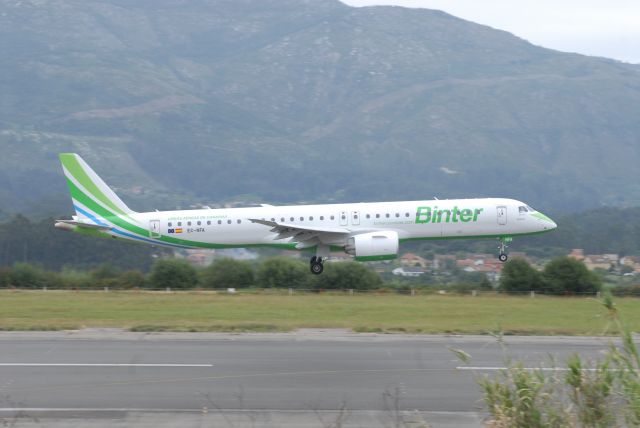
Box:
[345,231,399,261]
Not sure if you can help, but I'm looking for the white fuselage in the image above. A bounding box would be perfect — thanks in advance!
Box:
[125,198,555,249]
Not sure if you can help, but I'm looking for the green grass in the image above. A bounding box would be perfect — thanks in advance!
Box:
[0,290,638,335]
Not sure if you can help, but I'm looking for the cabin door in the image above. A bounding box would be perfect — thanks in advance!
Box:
[496,206,507,226]
[149,219,161,238]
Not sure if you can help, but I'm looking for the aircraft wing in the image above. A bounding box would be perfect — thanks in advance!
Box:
[248,218,350,249]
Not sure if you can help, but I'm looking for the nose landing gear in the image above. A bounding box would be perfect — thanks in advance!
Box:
[498,237,512,262]
[310,256,324,275]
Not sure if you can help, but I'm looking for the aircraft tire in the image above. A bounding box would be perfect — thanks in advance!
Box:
[498,253,508,262]
[310,262,324,275]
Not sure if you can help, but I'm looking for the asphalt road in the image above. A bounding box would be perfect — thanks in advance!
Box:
[0,330,619,427]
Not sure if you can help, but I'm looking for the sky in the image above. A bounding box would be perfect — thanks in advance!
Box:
[341,0,640,64]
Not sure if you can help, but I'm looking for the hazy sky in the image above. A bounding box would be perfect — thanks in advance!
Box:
[341,0,640,64]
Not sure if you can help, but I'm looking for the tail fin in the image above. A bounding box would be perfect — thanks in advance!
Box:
[59,153,136,222]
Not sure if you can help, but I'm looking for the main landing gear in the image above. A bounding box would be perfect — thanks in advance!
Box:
[310,256,324,275]
[498,237,512,262]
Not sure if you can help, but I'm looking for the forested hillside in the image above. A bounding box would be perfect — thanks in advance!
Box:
[1,0,639,215]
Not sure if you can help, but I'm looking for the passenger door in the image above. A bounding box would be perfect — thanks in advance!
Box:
[496,206,507,226]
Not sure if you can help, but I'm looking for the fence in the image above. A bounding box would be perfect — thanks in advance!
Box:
[0,286,634,298]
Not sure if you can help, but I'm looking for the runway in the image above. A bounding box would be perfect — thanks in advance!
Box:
[0,330,618,427]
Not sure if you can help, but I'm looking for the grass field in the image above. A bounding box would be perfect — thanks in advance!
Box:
[0,290,638,335]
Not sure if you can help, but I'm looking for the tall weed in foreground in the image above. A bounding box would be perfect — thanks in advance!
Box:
[464,292,640,427]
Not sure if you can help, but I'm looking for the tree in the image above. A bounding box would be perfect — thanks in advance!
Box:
[499,258,543,293]
[542,257,601,294]
[149,259,198,289]
[314,262,382,290]
[200,258,254,289]
[256,257,310,289]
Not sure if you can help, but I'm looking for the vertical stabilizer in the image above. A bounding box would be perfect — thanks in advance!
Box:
[59,153,136,222]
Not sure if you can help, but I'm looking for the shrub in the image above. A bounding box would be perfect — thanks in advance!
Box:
[543,256,601,294]
[8,263,52,289]
[0,267,10,287]
[149,259,198,289]
[58,268,93,289]
[116,270,146,289]
[200,258,254,289]
[499,258,543,293]
[314,262,382,290]
[256,257,310,289]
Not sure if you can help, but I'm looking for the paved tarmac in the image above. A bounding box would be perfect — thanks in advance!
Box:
[0,329,621,427]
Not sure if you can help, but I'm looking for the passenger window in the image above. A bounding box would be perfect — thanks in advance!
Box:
[376,214,380,219]
[227,220,232,224]
[207,221,211,225]
[405,213,410,217]
[281,217,285,222]
[197,221,201,226]
[385,213,390,218]
[271,218,275,222]
[168,222,172,227]
[366,214,370,219]
[178,222,182,226]
[395,213,399,218]
[309,216,313,221]
[320,216,324,221]
[300,216,304,221]
[237,219,242,224]
[290,217,295,222]
[218,220,222,225]
[330,215,335,220]
[187,221,192,226]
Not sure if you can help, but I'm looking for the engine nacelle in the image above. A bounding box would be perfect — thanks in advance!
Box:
[344,231,399,262]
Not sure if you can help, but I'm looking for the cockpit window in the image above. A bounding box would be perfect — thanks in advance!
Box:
[519,205,537,213]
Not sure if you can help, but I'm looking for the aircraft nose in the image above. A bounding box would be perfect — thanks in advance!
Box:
[532,211,556,231]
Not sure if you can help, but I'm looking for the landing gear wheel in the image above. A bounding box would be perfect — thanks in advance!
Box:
[310,256,317,265]
[310,261,324,275]
[497,237,511,263]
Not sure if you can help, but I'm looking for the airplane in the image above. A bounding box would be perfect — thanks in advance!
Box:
[55,153,557,274]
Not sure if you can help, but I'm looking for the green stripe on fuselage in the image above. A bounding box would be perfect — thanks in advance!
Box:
[67,178,296,250]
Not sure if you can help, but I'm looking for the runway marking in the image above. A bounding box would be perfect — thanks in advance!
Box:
[457,366,599,371]
[0,363,214,367]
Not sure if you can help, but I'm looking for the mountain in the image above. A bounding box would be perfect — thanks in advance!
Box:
[1,0,639,215]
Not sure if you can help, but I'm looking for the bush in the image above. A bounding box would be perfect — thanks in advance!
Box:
[543,256,601,294]
[9,263,53,289]
[314,262,382,290]
[58,268,93,289]
[200,258,254,289]
[256,257,310,289]
[116,270,146,289]
[149,259,198,289]
[499,258,543,293]
[0,267,10,287]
